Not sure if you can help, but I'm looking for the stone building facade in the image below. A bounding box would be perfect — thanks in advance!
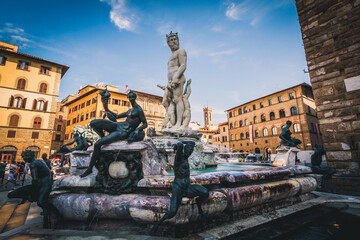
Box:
[63,84,165,145]
[296,0,360,193]
[226,83,320,155]
[214,121,230,151]
[0,41,68,161]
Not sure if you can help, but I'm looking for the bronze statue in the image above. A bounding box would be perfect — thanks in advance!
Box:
[279,120,302,147]
[311,145,336,188]
[80,90,147,178]
[152,140,209,232]
[59,133,93,166]
[8,150,54,227]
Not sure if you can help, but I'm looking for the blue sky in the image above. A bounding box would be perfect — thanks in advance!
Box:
[0,0,310,125]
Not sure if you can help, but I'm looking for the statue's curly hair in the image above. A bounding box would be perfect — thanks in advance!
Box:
[21,150,35,159]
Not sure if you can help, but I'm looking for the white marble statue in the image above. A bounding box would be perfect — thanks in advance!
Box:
[160,31,191,132]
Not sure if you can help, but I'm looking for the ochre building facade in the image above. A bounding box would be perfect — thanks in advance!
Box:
[226,83,320,155]
[0,41,68,161]
[63,84,165,144]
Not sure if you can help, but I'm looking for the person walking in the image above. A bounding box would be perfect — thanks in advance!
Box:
[4,162,18,188]
[0,160,7,187]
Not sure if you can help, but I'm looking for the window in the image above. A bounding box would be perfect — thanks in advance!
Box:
[74,106,78,111]
[244,119,249,126]
[9,115,19,127]
[279,110,285,118]
[246,132,249,139]
[60,107,64,112]
[67,120,70,126]
[222,127,225,132]
[39,83,47,93]
[76,115,79,123]
[294,123,301,133]
[123,101,128,106]
[90,111,96,118]
[209,135,212,139]
[244,107,247,113]
[253,104,256,110]
[234,121,238,128]
[263,128,268,136]
[270,112,275,120]
[33,117,42,128]
[290,107,298,116]
[240,133,244,139]
[69,108,71,114]
[86,113,89,120]
[238,109,242,115]
[261,114,266,122]
[86,100,91,106]
[92,97,97,104]
[72,118,76,124]
[31,132,39,139]
[36,100,46,111]
[230,123,233,129]
[80,115,84,121]
[0,56,7,65]
[289,92,295,99]
[229,112,233,118]
[17,60,30,70]
[255,130,259,137]
[253,116,258,124]
[268,99,273,105]
[17,79,26,90]
[260,102,264,108]
[40,66,51,75]
[272,127,277,135]
[231,134,234,141]
[278,96,283,103]
[55,134,61,141]
[81,103,85,108]
[65,134,69,140]
[239,120,243,127]
[7,130,16,138]
[59,115,63,121]
[14,97,23,108]
[57,125,62,131]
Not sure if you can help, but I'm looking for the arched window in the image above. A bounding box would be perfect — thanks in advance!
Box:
[33,117,42,128]
[290,107,297,116]
[239,120,243,127]
[240,133,244,139]
[230,123,233,129]
[14,97,23,108]
[253,116,258,124]
[294,123,301,133]
[279,109,285,118]
[37,100,45,110]
[270,112,275,120]
[234,121,238,128]
[238,109,242,115]
[263,128,268,136]
[246,132,249,139]
[255,130,259,137]
[261,114,266,122]
[17,79,26,90]
[39,83,47,93]
[272,127,277,135]
[9,115,19,127]
[244,119,249,126]
[235,134,239,140]
[231,134,234,141]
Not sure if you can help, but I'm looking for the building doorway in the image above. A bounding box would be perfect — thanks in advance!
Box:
[255,148,260,154]
[0,146,17,163]
[26,146,40,158]
[265,147,272,160]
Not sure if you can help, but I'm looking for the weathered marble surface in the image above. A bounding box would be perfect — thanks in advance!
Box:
[273,146,301,167]
[150,135,217,170]
[66,151,91,168]
[53,174,96,190]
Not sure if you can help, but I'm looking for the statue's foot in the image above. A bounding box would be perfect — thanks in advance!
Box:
[80,169,92,178]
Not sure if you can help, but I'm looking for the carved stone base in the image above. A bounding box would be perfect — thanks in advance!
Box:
[273,146,301,167]
[65,151,91,168]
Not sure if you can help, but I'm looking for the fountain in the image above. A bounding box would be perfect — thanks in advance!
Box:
[47,32,319,237]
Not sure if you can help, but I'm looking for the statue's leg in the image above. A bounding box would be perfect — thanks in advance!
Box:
[80,131,125,178]
[90,119,117,138]
[37,181,52,228]
[151,185,182,233]
[172,82,185,128]
[186,184,209,220]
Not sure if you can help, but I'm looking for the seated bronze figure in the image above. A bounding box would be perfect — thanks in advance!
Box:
[59,133,92,167]
[80,90,147,178]
[279,120,302,147]
[152,140,209,232]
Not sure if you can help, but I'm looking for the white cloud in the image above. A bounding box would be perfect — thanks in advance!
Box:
[211,26,223,33]
[0,23,25,34]
[208,49,239,57]
[100,0,137,32]
[225,2,248,20]
[10,35,31,42]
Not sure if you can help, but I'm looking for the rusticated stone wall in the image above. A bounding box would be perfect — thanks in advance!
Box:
[295,0,360,193]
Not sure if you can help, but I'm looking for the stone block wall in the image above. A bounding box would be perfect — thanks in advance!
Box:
[295,0,360,184]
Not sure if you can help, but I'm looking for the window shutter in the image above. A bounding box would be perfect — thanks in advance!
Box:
[44,101,48,111]
[21,98,27,108]
[9,96,14,107]
[25,63,29,70]
[32,99,37,110]
[17,61,21,69]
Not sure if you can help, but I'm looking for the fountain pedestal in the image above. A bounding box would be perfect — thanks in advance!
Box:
[65,151,91,168]
[273,146,300,167]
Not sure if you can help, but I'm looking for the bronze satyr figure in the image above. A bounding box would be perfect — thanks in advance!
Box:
[80,90,147,178]
[152,140,209,232]
[279,120,302,147]
[59,133,93,166]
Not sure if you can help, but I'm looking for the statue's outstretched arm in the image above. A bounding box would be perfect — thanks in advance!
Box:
[174,142,184,165]
[157,84,166,91]
[116,109,131,119]
[184,79,192,97]
[62,139,75,147]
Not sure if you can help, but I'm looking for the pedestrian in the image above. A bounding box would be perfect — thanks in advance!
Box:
[0,160,7,187]
[20,162,26,185]
[18,162,25,181]
[4,162,18,188]
[14,162,20,180]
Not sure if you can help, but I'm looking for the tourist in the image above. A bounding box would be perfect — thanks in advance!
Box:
[18,162,25,181]
[4,162,17,188]
[0,160,7,187]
